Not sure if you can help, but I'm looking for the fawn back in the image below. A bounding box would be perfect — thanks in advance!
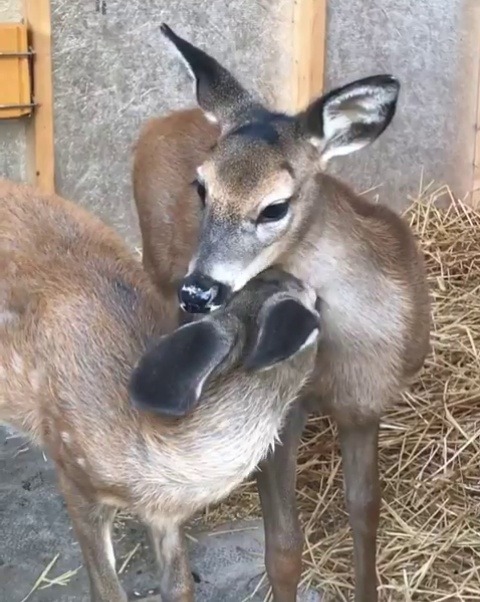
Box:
[0,178,320,520]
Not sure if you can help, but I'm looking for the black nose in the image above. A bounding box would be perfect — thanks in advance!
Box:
[179,272,231,314]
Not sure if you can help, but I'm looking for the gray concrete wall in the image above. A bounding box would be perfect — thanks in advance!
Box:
[0,1,476,238]
[325,0,478,209]
[50,0,292,247]
[0,0,27,183]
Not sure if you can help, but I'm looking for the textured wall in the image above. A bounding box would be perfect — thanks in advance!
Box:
[325,0,477,209]
[1,1,475,241]
[0,0,27,183]
[51,0,291,246]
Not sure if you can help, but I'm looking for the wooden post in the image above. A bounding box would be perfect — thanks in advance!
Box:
[470,0,480,207]
[23,0,55,193]
[291,0,327,111]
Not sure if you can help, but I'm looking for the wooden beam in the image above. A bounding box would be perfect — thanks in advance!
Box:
[291,0,327,111]
[471,1,480,207]
[23,0,55,193]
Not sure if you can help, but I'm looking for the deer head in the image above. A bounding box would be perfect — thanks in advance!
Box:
[160,24,400,313]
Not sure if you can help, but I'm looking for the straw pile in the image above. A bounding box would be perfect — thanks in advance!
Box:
[202,184,480,601]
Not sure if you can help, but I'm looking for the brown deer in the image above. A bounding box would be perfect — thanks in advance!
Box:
[0,178,322,602]
[134,24,431,602]
[132,108,220,308]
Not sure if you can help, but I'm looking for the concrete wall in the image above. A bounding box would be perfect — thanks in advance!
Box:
[326,0,478,209]
[0,0,27,182]
[0,1,477,241]
[50,0,292,247]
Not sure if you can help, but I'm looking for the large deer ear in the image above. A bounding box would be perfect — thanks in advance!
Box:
[129,321,233,417]
[160,23,261,132]
[244,298,320,372]
[299,74,400,163]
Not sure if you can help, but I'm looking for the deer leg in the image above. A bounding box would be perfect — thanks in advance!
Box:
[338,419,380,602]
[148,522,194,602]
[58,474,126,602]
[256,404,307,602]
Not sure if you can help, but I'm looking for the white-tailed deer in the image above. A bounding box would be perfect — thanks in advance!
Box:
[133,24,431,602]
[133,108,220,306]
[0,179,322,602]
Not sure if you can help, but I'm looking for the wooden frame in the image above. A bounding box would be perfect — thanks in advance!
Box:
[470,0,480,207]
[0,23,32,119]
[473,57,480,206]
[291,0,327,111]
[23,0,55,193]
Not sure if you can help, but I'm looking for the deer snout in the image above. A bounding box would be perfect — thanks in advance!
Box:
[179,272,231,314]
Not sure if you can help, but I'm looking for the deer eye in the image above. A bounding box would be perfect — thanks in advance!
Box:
[257,200,290,224]
[192,179,207,206]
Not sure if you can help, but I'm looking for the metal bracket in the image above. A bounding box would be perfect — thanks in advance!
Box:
[0,102,36,110]
[0,50,35,59]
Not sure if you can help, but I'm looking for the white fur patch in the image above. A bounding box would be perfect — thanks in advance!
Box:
[103,523,116,569]
[204,111,218,124]
[0,310,18,325]
[11,352,24,375]
[299,327,320,352]
[61,431,71,444]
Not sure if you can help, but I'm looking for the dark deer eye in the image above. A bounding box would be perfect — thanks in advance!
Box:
[257,201,290,224]
[192,179,207,206]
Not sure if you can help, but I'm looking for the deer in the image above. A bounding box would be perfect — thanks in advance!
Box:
[132,24,431,602]
[132,108,220,310]
[0,178,323,602]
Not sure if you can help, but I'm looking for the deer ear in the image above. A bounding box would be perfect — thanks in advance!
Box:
[129,321,232,417]
[300,74,400,163]
[244,298,320,372]
[160,23,261,132]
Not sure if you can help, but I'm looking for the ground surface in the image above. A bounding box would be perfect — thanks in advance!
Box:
[1,427,322,602]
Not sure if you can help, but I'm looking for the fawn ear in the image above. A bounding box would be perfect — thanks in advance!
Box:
[160,23,260,132]
[299,74,400,163]
[244,298,320,372]
[129,320,233,417]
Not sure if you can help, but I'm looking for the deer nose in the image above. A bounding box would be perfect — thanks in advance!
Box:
[179,273,231,314]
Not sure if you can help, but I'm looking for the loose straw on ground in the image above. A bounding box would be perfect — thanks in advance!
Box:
[202,184,480,601]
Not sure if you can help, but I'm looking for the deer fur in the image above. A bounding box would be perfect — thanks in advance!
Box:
[130,24,432,602]
[133,107,220,305]
[0,178,321,602]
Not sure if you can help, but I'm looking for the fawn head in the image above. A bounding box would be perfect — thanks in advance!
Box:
[129,267,320,417]
[160,24,400,313]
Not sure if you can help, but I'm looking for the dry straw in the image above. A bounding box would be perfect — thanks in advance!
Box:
[204,183,480,601]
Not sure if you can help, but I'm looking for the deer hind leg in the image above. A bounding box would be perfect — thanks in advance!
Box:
[337,418,380,602]
[148,521,194,602]
[256,403,307,602]
[58,472,126,602]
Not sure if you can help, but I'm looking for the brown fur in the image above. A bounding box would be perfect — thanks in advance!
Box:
[132,107,220,300]
[132,107,431,602]
[0,178,320,602]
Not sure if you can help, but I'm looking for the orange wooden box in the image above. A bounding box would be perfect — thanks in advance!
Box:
[0,22,32,119]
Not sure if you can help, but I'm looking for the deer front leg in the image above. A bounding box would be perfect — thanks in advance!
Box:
[337,419,380,602]
[148,522,194,602]
[256,404,307,602]
[58,473,126,602]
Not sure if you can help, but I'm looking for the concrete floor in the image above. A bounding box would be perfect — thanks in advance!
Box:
[0,426,322,602]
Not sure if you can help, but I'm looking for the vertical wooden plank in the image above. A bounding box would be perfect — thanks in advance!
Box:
[473,53,480,205]
[291,0,327,111]
[471,0,480,207]
[23,0,55,193]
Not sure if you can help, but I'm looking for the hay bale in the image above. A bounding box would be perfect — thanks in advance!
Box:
[205,184,480,601]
